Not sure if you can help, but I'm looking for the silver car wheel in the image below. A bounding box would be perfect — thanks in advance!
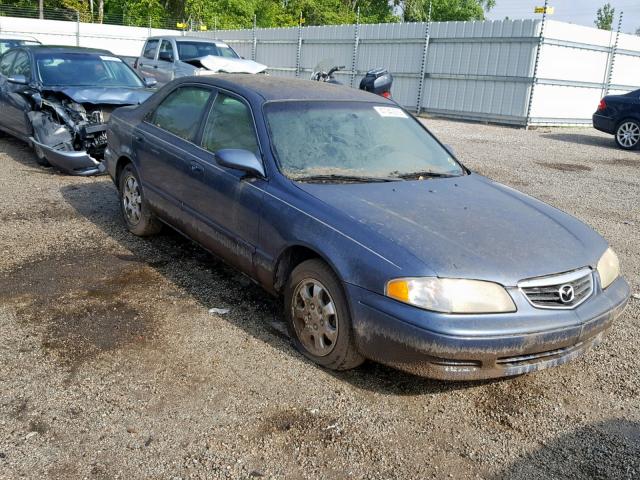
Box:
[122,175,142,225]
[616,121,640,148]
[291,278,338,357]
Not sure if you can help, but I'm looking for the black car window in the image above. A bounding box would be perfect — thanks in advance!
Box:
[150,86,212,142]
[0,50,17,76]
[201,93,259,155]
[11,51,31,79]
[143,40,159,60]
[158,40,174,62]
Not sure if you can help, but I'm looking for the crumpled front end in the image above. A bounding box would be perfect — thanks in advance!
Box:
[28,96,115,176]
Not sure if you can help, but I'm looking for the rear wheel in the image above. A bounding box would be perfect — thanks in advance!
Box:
[284,259,364,370]
[118,164,162,236]
[615,120,640,150]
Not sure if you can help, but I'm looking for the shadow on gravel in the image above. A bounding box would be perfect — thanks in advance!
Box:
[0,136,61,175]
[491,419,640,479]
[59,181,478,396]
[540,132,614,149]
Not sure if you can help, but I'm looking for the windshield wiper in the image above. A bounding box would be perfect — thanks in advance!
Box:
[292,174,399,183]
[393,171,458,180]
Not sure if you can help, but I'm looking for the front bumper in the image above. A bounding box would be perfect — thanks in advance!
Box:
[347,276,630,381]
[30,137,106,177]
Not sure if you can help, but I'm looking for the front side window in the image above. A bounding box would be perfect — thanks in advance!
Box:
[143,40,159,60]
[265,101,465,180]
[151,86,212,142]
[11,51,31,79]
[0,51,16,76]
[36,53,143,87]
[201,93,259,154]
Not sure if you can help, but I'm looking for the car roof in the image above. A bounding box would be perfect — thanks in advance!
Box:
[179,74,396,104]
[18,45,112,55]
[147,36,228,44]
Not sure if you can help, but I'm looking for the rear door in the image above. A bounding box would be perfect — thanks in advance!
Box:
[134,84,213,225]
[137,39,159,80]
[155,39,176,85]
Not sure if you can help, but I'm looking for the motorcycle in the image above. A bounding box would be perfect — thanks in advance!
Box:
[310,59,394,99]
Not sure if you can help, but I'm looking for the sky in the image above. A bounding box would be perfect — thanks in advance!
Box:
[486,0,640,34]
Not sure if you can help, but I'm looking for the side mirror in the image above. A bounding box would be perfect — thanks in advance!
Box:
[158,51,174,62]
[8,75,28,85]
[444,144,455,156]
[143,77,157,88]
[215,149,264,178]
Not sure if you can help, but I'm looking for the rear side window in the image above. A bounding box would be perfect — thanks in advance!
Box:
[0,51,17,76]
[150,86,212,141]
[201,93,259,154]
[143,40,158,60]
[11,51,31,79]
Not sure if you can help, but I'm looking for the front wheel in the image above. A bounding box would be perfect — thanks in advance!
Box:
[284,259,364,371]
[118,164,162,236]
[615,120,640,150]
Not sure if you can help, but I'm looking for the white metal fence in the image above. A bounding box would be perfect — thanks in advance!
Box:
[1,15,639,126]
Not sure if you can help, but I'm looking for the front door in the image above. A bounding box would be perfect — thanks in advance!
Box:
[181,90,266,275]
[0,50,32,137]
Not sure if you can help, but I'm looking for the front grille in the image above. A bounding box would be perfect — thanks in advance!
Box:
[518,267,593,309]
[496,341,585,367]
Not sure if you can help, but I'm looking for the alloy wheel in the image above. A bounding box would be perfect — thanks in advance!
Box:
[291,278,339,357]
[616,121,640,148]
[122,175,142,225]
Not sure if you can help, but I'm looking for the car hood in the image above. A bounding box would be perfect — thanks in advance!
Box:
[43,86,153,105]
[295,174,607,286]
[190,55,267,74]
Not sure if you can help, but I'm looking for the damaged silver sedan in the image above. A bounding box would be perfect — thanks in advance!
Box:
[0,46,155,175]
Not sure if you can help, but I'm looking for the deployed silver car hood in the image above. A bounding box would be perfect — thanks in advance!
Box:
[193,55,267,74]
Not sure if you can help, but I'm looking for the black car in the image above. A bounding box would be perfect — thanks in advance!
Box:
[592,89,640,150]
[0,45,155,175]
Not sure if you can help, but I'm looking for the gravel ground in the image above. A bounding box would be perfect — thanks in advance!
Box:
[0,119,638,480]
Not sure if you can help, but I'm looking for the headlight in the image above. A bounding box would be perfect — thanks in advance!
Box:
[385,277,516,314]
[597,247,619,289]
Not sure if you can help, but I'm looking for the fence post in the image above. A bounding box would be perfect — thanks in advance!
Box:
[76,11,80,47]
[604,11,623,96]
[251,15,257,61]
[295,12,303,77]
[525,0,549,129]
[415,1,432,116]
[148,15,151,37]
[350,8,360,88]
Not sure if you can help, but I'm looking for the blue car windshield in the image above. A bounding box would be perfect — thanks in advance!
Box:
[36,52,143,87]
[265,101,465,180]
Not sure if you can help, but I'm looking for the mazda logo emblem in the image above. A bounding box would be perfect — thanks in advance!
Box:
[559,284,575,303]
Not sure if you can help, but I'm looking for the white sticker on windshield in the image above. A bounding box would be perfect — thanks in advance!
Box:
[100,55,122,62]
[373,106,408,118]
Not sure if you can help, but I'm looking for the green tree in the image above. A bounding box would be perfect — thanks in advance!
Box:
[399,0,496,22]
[594,3,615,31]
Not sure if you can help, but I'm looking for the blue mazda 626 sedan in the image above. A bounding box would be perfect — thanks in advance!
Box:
[104,75,630,380]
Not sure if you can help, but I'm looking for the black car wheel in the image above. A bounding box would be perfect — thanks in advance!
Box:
[615,120,640,150]
[284,259,364,370]
[118,164,162,236]
[31,131,51,167]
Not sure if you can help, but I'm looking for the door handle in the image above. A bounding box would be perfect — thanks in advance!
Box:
[153,65,158,69]
[134,135,144,143]
[190,162,204,174]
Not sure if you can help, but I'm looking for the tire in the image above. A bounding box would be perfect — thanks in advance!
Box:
[614,119,640,150]
[284,259,364,370]
[118,164,162,236]
[31,131,51,167]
